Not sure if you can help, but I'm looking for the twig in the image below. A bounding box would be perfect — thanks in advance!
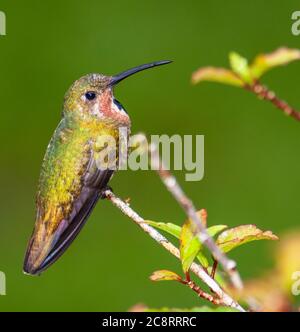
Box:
[104,189,246,312]
[149,143,243,290]
[246,82,300,122]
[211,259,218,279]
[183,280,222,305]
[177,273,222,305]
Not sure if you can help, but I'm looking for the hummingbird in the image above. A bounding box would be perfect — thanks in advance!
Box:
[23,60,171,275]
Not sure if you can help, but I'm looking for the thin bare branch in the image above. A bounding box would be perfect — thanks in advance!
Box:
[149,143,243,290]
[104,189,245,312]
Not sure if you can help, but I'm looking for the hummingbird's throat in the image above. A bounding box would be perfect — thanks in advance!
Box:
[99,89,130,126]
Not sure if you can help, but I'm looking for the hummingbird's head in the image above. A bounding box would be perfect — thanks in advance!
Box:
[63,60,172,124]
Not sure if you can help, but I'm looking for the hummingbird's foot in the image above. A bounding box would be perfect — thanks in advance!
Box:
[99,185,114,199]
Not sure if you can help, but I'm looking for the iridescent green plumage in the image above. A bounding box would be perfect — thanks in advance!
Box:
[38,115,119,229]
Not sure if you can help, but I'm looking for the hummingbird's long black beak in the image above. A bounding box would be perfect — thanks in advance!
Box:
[109,60,172,86]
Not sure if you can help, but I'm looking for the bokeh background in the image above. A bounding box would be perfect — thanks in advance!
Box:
[0,0,300,311]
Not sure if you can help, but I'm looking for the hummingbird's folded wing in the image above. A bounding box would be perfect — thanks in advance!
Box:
[37,167,114,274]
[23,145,114,275]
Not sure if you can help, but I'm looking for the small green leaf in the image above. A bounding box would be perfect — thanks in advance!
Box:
[250,47,300,79]
[216,224,278,253]
[180,219,201,273]
[196,251,209,268]
[145,219,226,270]
[229,52,253,83]
[145,220,181,238]
[192,67,244,87]
[207,225,228,237]
[149,270,182,282]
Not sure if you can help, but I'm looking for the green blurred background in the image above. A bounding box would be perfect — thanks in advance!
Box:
[0,0,300,311]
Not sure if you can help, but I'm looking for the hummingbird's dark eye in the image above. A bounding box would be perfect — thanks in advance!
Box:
[85,91,96,101]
